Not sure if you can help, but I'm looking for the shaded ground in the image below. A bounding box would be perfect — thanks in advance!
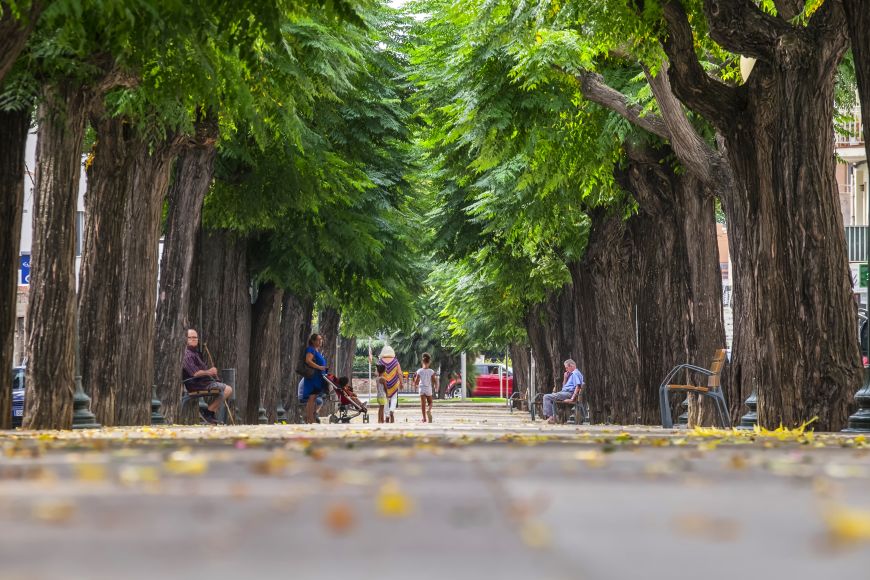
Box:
[1,402,869,579]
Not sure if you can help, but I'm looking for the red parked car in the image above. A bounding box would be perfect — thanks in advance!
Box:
[445,363,514,398]
[473,363,514,396]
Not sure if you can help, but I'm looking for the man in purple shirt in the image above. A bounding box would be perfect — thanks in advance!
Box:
[182,329,233,424]
[543,358,584,424]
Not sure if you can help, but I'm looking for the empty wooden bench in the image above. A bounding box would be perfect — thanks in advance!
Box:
[658,349,729,428]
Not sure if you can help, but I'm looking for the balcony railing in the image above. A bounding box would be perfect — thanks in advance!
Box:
[847,226,869,263]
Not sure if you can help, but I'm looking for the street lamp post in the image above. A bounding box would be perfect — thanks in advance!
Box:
[460,352,466,400]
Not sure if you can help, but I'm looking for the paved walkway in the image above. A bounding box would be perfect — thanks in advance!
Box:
[1,403,869,579]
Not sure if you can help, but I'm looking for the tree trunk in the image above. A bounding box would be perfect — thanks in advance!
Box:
[280,292,313,422]
[78,114,135,426]
[110,136,178,426]
[679,173,728,426]
[248,282,283,423]
[318,306,340,371]
[190,230,251,421]
[0,2,42,85]
[338,336,356,380]
[436,351,459,399]
[662,0,859,430]
[525,287,571,403]
[571,212,641,425]
[0,107,29,429]
[509,343,530,397]
[622,144,725,426]
[153,114,218,423]
[24,80,89,430]
[725,63,859,430]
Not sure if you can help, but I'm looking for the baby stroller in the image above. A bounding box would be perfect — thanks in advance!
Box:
[325,375,369,424]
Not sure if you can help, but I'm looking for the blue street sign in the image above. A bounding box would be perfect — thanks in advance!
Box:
[20,254,30,285]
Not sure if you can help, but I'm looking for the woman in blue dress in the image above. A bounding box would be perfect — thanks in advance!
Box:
[303,333,327,423]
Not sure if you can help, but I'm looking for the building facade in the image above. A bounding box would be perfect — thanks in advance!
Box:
[837,104,869,308]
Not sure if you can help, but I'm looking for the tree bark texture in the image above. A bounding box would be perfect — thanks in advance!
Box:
[280,292,313,422]
[570,213,641,424]
[0,107,29,429]
[338,336,356,381]
[0,1,42,85]
[662,0,860,430]
[318,306,340,372]
[622,144,726,426]
[248,282,284,423]
[509,343,530,398]
[152,114,218,423]
[190,230,251,422]
[24,80,89,429]
[525,285,574,405]
[78,114,135,426]
[109,136,178,426]
[725,64,859,430]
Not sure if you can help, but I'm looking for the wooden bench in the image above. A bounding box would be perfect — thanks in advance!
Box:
[180,384,222,424]
[658,349,729,428]
[555,391,590,425]
[508,391,529,413]
[181,378,236,425]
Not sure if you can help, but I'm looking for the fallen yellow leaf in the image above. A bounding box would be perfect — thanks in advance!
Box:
[823,504,870,544]
[72,463,108,483]
[118,465,161,486]
[573,450,606,468]
[164,451,209,476]
[376,480,412,517]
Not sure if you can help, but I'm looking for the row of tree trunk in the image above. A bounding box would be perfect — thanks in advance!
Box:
[523,141,725,427]
[9,79,317,427]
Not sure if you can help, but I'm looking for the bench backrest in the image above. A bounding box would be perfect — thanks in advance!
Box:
[707,349,727,388]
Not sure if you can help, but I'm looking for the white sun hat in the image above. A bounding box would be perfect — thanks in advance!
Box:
[379,345,396,359]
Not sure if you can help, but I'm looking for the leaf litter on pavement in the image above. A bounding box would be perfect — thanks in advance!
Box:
[3,419,870,555]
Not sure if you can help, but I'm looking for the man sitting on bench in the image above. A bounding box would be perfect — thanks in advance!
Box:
[183,329,233,424]
[543,358,584,424]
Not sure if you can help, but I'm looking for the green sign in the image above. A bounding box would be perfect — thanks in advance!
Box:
[861,264,869,288]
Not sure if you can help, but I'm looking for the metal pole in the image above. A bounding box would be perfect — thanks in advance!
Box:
[499,364,503,399]
[505,346,509,396]
[368,337,372,403]
[460,352,467,400]
[530,350,536,421]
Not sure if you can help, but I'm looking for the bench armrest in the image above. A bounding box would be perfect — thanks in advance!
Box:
[659,363,715,388]
[680,364,715,377]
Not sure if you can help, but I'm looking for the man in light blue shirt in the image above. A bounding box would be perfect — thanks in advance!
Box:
[543,358,585,424]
